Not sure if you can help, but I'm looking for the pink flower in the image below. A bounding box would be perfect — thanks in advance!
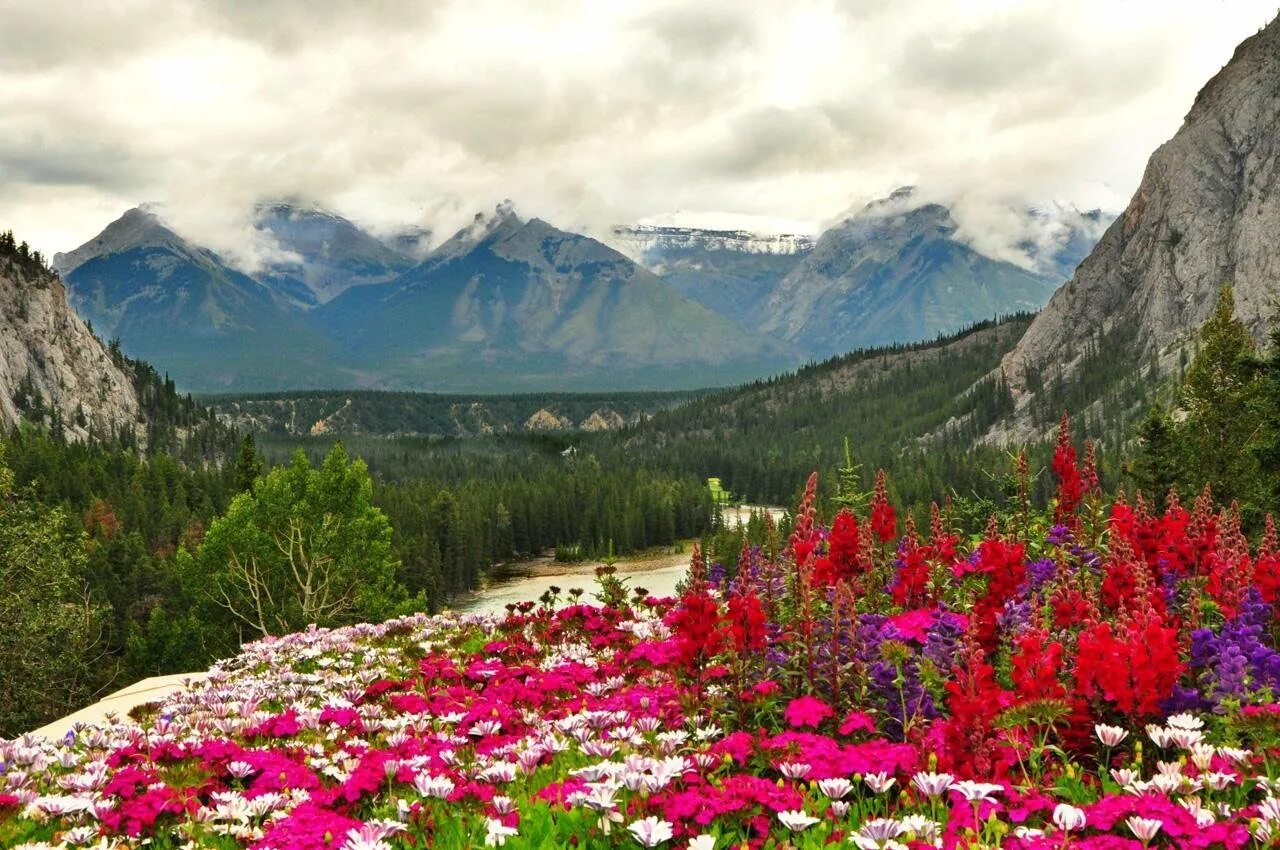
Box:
[838,710,876,735]
[783,696,833,729]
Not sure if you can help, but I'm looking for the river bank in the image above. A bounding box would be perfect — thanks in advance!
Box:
[452,503,788,615]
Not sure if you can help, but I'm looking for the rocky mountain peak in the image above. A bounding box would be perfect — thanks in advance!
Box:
[53,206,192,276]
[993,13,1280,440]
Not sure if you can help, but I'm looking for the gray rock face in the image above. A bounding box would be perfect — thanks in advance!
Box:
[0,263,139,441]
[998,15,1280,436]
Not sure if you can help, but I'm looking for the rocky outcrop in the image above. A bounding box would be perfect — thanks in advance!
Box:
[997,16,1280,437]
[524,408,573,431]
[580,408,625,431]
[0,258,139,441]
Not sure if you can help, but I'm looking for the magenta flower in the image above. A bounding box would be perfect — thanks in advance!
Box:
[783,696,833,729]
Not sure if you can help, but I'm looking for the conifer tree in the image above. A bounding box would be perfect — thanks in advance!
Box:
[1180,286,1263,509]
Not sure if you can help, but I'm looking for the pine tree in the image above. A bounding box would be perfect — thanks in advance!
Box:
[1129,405,1181,508]
[1252,325,1280,515]
[1180,286,1263,509]
[234,434,263,492]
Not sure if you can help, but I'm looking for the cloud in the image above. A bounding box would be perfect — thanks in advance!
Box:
[0,0,1274,265]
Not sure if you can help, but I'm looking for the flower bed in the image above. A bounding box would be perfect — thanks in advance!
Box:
[6,426,1280,849]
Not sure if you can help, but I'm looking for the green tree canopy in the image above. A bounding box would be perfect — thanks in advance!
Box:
[0,452,107,737]
[188,443,405,655]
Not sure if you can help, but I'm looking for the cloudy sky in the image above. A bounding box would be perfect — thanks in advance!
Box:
[1,0,1276,267]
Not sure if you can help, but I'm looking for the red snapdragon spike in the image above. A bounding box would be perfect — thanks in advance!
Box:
[812,508,863,587]
[1010,627,1067,702]
[870,469,897,543]
[891,524,932,608]
[942,641,1011,778]
[727,590,768,654]
[969,535,1027,649]
[790,472,819,569]
[668,589,727,672]
[1052,413,1085,528]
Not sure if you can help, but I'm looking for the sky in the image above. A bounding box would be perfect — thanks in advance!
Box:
[0,0,1276,270]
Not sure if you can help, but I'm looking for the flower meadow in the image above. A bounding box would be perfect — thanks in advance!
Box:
[10,425,1280,849]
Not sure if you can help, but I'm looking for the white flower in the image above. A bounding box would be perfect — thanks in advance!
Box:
[686,836,716,850]
[1217,746,1251,764]
[911,771,953,798]
[412,773,455,799]
[628,816,675,847]
[817,777,853,799]
[1111,767,1139,787]
[1095,724,1129,747]
[1146,724,1174,748]
[777,810,821,832]
[864,772,897,794]
[1053,803,1087,832]
[830,800,850,818]
[1126,816,1163,843]
[777,761,811,780]
[898,814,940,844]
[1166,713,1204,731]
[484,818,518,847]
[853,818,908,849]
[1189,743,1216,771]
[1202,771,1236,791]
[950,780,1003,803]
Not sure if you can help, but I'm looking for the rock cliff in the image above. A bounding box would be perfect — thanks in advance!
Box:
[0,247,139,441]
[996,16,1280,438]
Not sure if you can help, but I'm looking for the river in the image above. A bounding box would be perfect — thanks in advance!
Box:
[453,505,787,616]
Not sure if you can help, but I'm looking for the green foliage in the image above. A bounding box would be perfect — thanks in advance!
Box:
[0,451,109,738]
[186,444,406,656]
[1253,325,1280,512]
[1179,286,1264,507]
[1128,405,1182,508]
[1128,286,1276,525]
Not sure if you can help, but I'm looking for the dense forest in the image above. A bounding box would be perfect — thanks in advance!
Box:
[3,284,1278,738]
[203,388,700,437]
[0,426,710,735]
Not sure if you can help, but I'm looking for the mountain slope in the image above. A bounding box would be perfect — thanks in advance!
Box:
[316,205,797,391]
[995,14,1280,440]
[0,233,139,440]
[56,208,341,392]
[253,201,415,306]
[756,189,1062,358]
[608,225,812,326]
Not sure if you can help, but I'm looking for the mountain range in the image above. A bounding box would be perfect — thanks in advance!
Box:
[6,12,1279,454]
[52,189,1106,393]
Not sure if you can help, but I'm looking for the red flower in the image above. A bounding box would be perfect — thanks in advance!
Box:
[667,590,727,672]
[727,590,768,654]
[1052,414,1085,526]
[870,470,897,543]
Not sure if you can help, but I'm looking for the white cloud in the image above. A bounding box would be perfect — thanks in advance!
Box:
[0,0,1274,261]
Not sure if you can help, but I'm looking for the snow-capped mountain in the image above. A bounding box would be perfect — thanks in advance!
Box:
[608,225,813,260]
